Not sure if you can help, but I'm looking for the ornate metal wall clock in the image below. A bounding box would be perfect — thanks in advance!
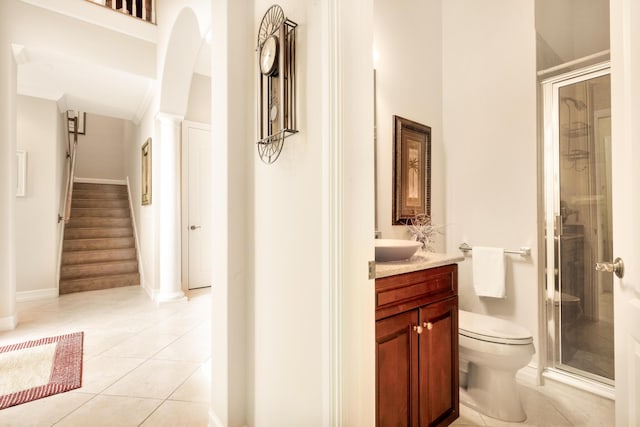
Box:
[256,4,298,164]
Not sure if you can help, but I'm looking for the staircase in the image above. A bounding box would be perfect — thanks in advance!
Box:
[60,182,140,294]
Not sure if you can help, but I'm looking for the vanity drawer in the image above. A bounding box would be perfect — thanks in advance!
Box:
[375,264,457,319]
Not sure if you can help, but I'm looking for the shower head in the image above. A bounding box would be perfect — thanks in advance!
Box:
[561,96,587,111]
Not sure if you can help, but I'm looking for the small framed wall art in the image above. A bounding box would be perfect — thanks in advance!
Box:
[141,138,152,205]
[393,115,431,224]
[68,111,86,135]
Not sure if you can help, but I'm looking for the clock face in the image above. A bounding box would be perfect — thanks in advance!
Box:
[260,35,279,76]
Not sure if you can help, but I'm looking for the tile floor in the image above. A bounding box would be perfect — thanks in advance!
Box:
[453,379,614,427]
[0,286,616,426]
[0,286,211,427]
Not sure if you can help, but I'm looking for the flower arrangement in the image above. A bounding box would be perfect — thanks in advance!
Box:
[406,213,442,251]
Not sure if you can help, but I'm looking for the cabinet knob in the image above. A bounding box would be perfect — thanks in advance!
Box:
[424,322,433,331]
[413,325,423,335]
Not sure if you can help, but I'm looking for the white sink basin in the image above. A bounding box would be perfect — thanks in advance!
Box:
[375,239,422,262]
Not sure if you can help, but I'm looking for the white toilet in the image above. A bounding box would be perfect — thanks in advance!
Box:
[458,310,535,422]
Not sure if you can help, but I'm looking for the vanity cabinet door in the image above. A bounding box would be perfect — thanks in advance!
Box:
[376,310,419,427]
[419,296,459,427]
[375,264,459,427]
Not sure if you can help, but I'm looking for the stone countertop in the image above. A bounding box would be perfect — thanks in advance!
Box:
[375,251,464,279]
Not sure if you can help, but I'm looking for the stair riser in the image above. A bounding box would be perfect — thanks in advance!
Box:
[73,183,128,193]
[64,238,134,251]
[61,260,138,280]
[71,190,128,200]
[62,248,136,265]
[64,227,132,240]
[71,208,130,218]
[72,199,129,209]
[59,273,140,294]
[66,218,131,228]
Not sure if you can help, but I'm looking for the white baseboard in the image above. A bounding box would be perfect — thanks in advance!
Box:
[542,368,615,400]
[210,412,242,427]
[16,288,58,302]
[0,313,18,331]
[516,363,539,387]
[142,281,154,300]
[74,177,127,185]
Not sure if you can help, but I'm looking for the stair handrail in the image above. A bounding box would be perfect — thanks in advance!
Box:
[62,116,79,224]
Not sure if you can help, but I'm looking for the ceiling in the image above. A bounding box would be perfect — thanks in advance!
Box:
[13,41,210,124]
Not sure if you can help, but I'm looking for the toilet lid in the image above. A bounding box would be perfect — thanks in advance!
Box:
[459,310,533,345]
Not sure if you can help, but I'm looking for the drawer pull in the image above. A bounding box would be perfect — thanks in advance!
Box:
[424,322,433,331]
[413,325,423,335]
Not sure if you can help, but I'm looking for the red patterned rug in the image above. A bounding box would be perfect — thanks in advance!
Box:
[0,332,83,410]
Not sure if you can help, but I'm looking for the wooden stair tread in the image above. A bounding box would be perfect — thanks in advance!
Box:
[59,273,140,294]
[72,199,130,208]
[71,208,130,218]
[60,184,140,295]
[60,259,139,280]
[73,183,128,192]
[63,237,134,249]
[66,217,132,228]
[71,190,128,200]
[63,227,133,239]
[62,248,136,265]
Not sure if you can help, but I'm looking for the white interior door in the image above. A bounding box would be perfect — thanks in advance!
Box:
[611,0,640,424]
[183,121,212,290]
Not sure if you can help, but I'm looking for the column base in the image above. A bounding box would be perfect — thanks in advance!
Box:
[153,289,187,305]
[0,313,18,331]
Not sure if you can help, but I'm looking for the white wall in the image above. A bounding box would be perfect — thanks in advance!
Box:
[124,112,156,296]
[15,95,60,294]
[443,0,540,366]
[75,113,126,181]
[185,73,211,124]
[251,0,322,423]
[0,12,18,328]
[536,0,609,69]
[241,1,377,424]
[374,0,444,250]
[122,2,208,305]
[5,0,155,79]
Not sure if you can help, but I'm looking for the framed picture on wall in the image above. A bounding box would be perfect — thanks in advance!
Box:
[68,111,86,135]
[141,138,152,205]
[393,115,431,224]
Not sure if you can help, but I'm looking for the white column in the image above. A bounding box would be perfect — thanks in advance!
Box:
[155,112,186,304]
[210,1,250,425]
[0,12,18,330]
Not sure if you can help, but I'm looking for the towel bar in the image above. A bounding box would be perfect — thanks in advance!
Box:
[458,243,531,257]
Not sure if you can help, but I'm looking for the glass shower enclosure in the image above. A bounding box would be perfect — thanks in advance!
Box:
[542,63,613,385]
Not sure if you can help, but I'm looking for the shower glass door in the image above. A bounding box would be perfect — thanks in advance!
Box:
[543,64,613,385]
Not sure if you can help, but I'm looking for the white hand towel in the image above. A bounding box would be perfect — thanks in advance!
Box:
[472,246,506,298]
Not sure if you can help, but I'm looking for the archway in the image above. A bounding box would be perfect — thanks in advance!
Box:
[154,7,209,302]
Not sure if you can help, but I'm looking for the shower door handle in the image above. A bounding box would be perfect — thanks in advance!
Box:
[595,257,624,279]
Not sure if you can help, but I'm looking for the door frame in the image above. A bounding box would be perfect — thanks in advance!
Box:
[180,119,212,291]
[541,62,615,397]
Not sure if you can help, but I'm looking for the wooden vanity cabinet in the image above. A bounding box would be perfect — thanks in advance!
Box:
[375,264,459,427]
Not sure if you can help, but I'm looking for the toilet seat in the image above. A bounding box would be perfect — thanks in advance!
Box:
[459,310,533,345]
[553,291,581,306]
